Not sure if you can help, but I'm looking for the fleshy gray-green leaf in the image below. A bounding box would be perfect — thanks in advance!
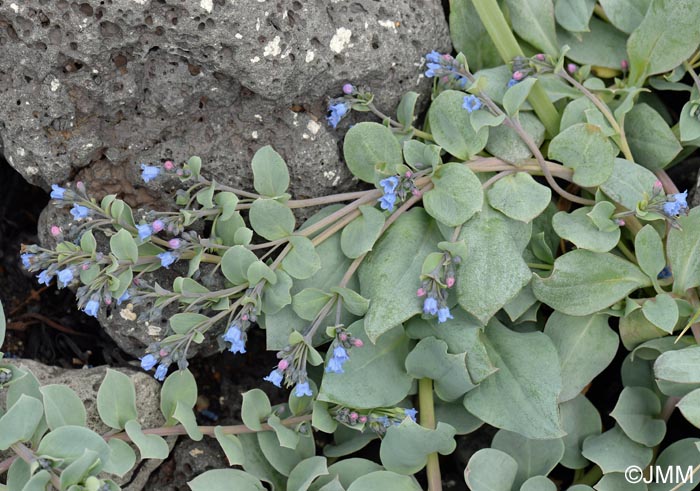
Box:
[557,17,628,69]
[346,471,422,491]
[0,395,43,450]
[555,0,595,32]
[359,208,441,342]
[487,173,551,224]
[521,476,557,491]
[547,123,615,187]
[544,312,619,402]
[625,103,682,170]
[610,386,665,446]
[581,425,653,473]
[287,456,328,491]
[456,207,532,324]
[532,249,651,316]
[251,145,289,197]
[504,0,558,55]
[491,429,564,488]
[343,122,403,183]
[97,369,137,430]
[635,225,666,280]
[485,112,545,164]
[423,163,483,227]
[552,208,620,252]
[463,319,564,439]
[40,384,87,430]
[668,208,700,295]
[380,420,456,475]
[241,389,272,431]
[249,199,295,241]
[188,469,265,491]
[649,438,700,491]
[627,0,700,85]
[560,395,602,469]
[340,205,385,259]
[598,0,651,34]
[641,294,678,333]
[464,448,518,491]
[600,158,658,211]
[449,0,500,71]
[428,90,489,160]
[282,236,321,280]
[124,419,169,460]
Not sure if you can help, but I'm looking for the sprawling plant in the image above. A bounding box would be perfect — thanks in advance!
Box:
[4,0,700,490]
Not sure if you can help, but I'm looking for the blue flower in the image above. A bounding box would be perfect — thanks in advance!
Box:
[658,266,672,280]
[141,164,161,183]
[117,291,130,305]
[157,252,176,268]
[154,364,168,381]
[437,307,454,323]
[507,78,518,88]
[224,324,246,354]
[326,346,350,374]
[376,416,391,428]
[140,354,158,371]
[663,191,688,217]
[380,176,399,194]
[136,223,153,240]
[294,381,313,398]
[70,204,90,220]
[425,62,443,78]
[83,299,100,318]
[423,297,438,315]
[57,268,74,287]
[462,95,483,113]
[378,193,397,212]
[327,102,350,129]
[404,408,418,422]
[264,369,284,388]
[37,270,52,286]
[50,184,66,200]
[21,253,33,269]
[425,51,442,64]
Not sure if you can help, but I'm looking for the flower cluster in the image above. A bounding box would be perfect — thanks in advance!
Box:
[424,51,468,87]
[635,180,689,226]
[325,326,363,374]
[326,83,357,129]
[333,406,418,435]
[418,252,460,323]
[378,172,420,212]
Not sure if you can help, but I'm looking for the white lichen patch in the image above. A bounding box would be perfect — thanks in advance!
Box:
[120,304,137,321]
[147,323,162,336]
[254,114,263,122]
[252,131,259,139]
[131,0,148,4]
[378,19,398,32]
[305,50,315,63]
[263,36,281,57]
[307,120,321,135]
[235,33,243,39]
[9,3,19,13]
[330,28,352,54]
[16,147,26,157]
[50,79,60,92]
[25,166,39,176]
[255,18,261,31]
[200,0,213,13]
[250,56,261,63]
[323,170,341,186]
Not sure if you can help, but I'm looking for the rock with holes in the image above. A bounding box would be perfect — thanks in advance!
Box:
[0,0,450,200]
[0,358,172,491]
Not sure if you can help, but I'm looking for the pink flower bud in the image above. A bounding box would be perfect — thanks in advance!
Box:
[160,349,169,357]
[278,359,289,371]
[339,333,348,341]
[76,181,85,192]
[163,160,174,171]
[512,70,524,81]
[567,63,577,74]
[411,188,422,197]
[242,314,249,321]
[176,169,183,176]
[615,219,625,226]
[446,277,455,288]
[168,238,181,249]
[104,297,112,305]
[353,339,363,348]
[441,76,450,84]
[621,59,629,71]
[359,415,368,423]
[349,412,358,421]
[152,220,164,232]
[654,180,664,191]
[342,83,354,95]
[81,263,90,271]
[405,171,413,178]
[50,225,61,236]
[417,288,426,297]
[535,53,545,61]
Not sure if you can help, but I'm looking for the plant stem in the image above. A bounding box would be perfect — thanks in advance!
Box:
[470,0,561,137]
[575,465,602,486]
[557,70,635,162]
[419,378,442,491]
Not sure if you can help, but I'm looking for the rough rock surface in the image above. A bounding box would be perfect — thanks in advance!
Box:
[0,0,451,201]
[0,358,171,491]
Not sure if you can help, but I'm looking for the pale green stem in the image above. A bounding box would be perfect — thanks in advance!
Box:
[419,378,441,491]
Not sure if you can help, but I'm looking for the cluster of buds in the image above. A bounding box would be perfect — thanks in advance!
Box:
[140,159,187,183]
[418,252,460,323]
[140,342,188,381]
[325,325,364,374]
[333,406,418,435]
[263,339,315,397]
[326,83,376,129]
[378,172,421,212]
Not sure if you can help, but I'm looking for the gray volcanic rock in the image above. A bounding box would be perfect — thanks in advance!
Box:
[0,0,450,201]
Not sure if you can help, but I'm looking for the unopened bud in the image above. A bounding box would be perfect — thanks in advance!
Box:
[621,59,629,71]
[446,277,455,288]
[567,63,577,74]
[411,188,422,197]
[164,160,174,171]
[339,333,348,341]
[152,220,164,232]
[278,359,289,370]
[535,53,545,61]
[512,70,524,81]
[342,83,354,95]
[50,225,61,236]
[353,339,363,348]
[359,415,368,423]
[168,238,181,249]
[417,288,426,297]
